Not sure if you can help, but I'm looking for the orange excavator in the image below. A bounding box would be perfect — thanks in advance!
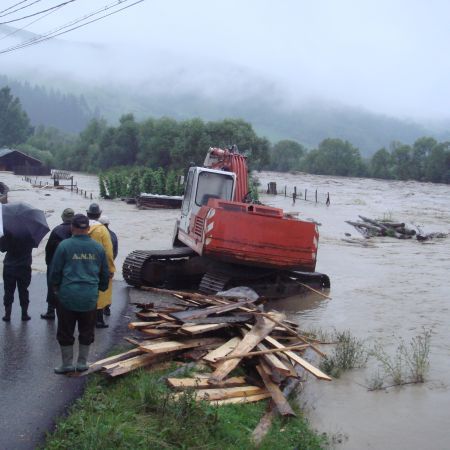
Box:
[123,146,329,298]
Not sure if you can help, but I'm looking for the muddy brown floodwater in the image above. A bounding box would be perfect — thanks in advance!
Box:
[2,170,449,449]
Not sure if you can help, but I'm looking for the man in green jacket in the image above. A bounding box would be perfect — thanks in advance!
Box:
[50,214,109,374]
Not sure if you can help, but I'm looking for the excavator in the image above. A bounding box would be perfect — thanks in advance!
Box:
[123,146,330,298]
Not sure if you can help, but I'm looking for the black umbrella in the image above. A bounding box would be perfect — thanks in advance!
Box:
[1,202,50,248]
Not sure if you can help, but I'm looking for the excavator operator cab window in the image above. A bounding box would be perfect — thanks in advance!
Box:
[195,171,234,207]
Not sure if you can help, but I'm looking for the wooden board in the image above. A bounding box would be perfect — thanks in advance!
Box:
[179,323,229,335]
[211,393,271,405]
[170,299,253,322]
[139,337,224,355]
[208,313,283,383]
[255,342,293,377]
[203,337,241,363]
[128,321,165,330]
[256,363,296,416]
[167,376,247,389]
[177,385,265,401]
[103,354,157,377]
[76,348,143,376]
[263,335,332,381]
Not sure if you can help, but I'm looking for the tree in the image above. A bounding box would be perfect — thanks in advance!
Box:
[369,148,392,179]
[270,139,306,171]
[302,138,365,176]
[0,86,32,146]
[390,142,412,180]
[411,137,437,180]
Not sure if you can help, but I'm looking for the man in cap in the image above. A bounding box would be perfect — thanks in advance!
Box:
[50,214,109,374]
[41,208,74,320]
[86,203,115,328]
[98,215,118,316]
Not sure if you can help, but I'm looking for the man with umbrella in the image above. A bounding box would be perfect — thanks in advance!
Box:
[0,202,50,321]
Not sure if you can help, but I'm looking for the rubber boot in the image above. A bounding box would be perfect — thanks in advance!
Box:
[21,304,31,321]
[76,344,90,372]
[41,305,55,320]
[104,305,111,316]
[54,345,75,374]
[2,305,12,322]
[95,309,108,328]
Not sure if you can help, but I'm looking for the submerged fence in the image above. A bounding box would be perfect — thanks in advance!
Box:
[263,182,330,206]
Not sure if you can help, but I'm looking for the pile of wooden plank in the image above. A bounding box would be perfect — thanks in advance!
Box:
[86,287,331,415]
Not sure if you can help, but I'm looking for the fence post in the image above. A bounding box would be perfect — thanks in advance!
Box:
[284,186,287,197]
[304,189,307,200]
[315,189,318,203]
[71,176,73,192]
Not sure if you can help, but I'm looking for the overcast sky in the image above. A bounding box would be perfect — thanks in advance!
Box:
[1,0,450,120]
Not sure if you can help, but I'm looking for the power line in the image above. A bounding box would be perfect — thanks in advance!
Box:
[0,0,145,55]
[0,1,32,16]
[0,0,133,49]
[0,1,76,24]
[0,0,44,18]
[0,5,63,42]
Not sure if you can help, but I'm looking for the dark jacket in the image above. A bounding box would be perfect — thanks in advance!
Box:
[45,222,72,265]
[0,236,33,268]
[50,235,109,312]
[108,228,118,260]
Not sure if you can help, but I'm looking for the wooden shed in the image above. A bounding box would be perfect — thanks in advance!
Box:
[0,148,49,175]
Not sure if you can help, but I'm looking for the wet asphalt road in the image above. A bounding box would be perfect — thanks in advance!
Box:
[0,273,131,450]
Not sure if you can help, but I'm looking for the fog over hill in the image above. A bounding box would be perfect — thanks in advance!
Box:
[1,16,449,156]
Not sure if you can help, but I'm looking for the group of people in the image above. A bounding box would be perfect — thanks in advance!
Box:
[1,203,118,374]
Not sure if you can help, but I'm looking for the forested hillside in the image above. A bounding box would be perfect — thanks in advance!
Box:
[2,72,449,156]
[0,75,93,133]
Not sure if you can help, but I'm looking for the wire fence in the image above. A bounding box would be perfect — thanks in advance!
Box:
[261,181,330,206]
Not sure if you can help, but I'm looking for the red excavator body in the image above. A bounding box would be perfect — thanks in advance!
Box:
[177,147,318,272]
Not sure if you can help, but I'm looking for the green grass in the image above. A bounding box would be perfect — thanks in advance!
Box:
[43,366,327,450]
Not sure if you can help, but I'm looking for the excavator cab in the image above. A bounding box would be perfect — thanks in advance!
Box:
[178,167,235,235]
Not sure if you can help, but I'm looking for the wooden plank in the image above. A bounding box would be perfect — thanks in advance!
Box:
[263,335,332,381]
[256,363,296,416]
[170,299,254,322]
[212,393,271,405]
[128,320,165,330]
[135,311,159,320]
[76,348,143,376]
[208,313,283,384]
[167,376,247,389]
[215,344,309,361]
[251,377,301,445]
[140,328,174,338]
[103,354,157,377]
[250,315,326,358]
[179,323,229,335]
[256,342,293,377]
[177,385,265,401]
[180,314,253,325]
[203,337,241,363]
[140,337,224,355]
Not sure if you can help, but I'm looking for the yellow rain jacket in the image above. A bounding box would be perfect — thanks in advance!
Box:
[88,221,115,309]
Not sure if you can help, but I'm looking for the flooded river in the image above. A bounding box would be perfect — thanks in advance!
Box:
[2,170,449,449]
[260,172,450,450]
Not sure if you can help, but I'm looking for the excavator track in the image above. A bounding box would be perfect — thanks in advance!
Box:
[122,248,196,287]
[198,272,231,295]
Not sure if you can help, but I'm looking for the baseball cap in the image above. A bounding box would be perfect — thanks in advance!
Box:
[61,208,75,222]
[72,214,90,230]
